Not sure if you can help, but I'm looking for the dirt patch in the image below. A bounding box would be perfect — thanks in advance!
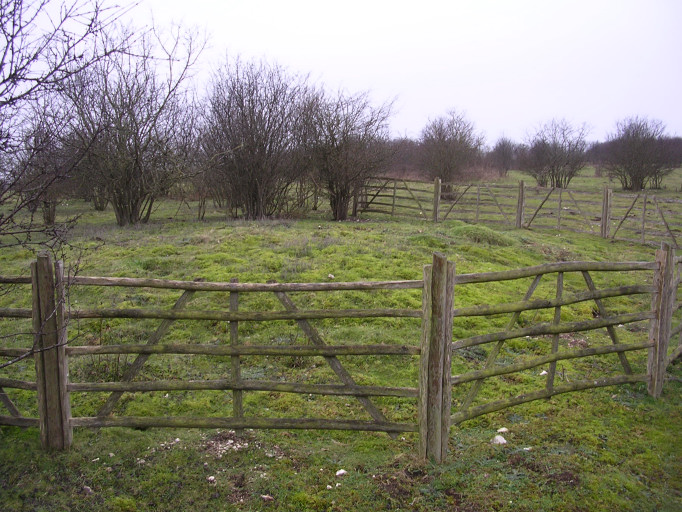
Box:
[547,470,580,487]
[226,472,250,505]
[561,333,589,349]
[202,430,252,458]
[507,453,580,488]
[374,461,432,505]
[202,430,287,461]
[443,490,488,512]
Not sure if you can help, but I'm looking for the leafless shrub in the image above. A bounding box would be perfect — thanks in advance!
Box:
[201,59,311,220]
[308,90,393,221]
[519,119,588,188]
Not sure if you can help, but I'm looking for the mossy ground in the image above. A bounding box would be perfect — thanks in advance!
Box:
[1,182,680,511]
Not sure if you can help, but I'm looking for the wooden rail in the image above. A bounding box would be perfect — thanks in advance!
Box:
[0,247,678,465]
[448,243,677,427]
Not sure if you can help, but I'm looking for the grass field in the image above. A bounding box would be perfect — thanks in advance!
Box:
[0,187,681,511]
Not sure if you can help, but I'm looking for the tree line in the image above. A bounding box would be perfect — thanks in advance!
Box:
[2,0,681,251]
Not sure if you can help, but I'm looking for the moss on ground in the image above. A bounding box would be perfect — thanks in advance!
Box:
[0,197,680,511]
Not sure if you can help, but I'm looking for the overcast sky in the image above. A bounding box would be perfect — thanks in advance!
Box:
[129,0,682,145]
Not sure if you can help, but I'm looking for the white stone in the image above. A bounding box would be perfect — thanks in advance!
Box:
[335,469,347,477]
[492,435,507,445]
[497,427,509,433]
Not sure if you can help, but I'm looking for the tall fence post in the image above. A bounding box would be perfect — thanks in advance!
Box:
[515,180,525,228]
[648,243,675,397]
[419,252,455,463]
[31,253,72,450]
[601,186,612,238]
[432,178,441,223]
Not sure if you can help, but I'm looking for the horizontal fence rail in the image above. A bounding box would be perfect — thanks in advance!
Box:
[446,246,678,430]
[1,247,679,464]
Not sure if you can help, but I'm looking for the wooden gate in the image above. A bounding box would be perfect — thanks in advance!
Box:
[1,248,679,463]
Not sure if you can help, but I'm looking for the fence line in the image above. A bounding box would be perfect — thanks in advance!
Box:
[359,178,682,249]
[0,247,679,463]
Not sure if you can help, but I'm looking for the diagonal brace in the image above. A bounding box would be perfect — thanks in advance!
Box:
[582,271,633,374]
[459,274,543,410]
[97,290,195,417]
[274,290,397,437]
[0,387,22,417]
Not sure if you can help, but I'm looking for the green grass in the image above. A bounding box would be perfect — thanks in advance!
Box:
[501,166,682,195]
[0,197,681,511]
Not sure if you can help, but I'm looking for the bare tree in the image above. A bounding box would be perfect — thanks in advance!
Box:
[18,110,73,226]
[419,110,484,186]
[2,104,81,247]
[387,137,422,178]
[601,117,675,191]
[520,119,588,188]
[201,59,311,220]
[307,90,392,221]
[63,27,202,226]
[489,137,517,177]
[0,0,127,247]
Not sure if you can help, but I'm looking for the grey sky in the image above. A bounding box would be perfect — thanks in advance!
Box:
[132,0,682,145]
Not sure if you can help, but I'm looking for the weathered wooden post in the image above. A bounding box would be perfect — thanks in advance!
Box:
[419,252,455,463]
[648,243,675,397]
[32,253,72,449]
[230,278,243,433]
[432,178,441,223]
[641,193,648,244]
[601,186,612,238]
[515,180,525,228]
[391,179,397,216]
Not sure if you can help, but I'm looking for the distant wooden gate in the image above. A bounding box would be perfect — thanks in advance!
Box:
[358,178,682,249]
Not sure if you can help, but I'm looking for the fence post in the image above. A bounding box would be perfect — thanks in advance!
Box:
[230,277,243,434]
[601,186,612,238]
[515,180,525,228]
[31,253,72,449]
[391,179,397,216]
[432,178,441,223]
[647,243,675,397]
[419,252,455,463]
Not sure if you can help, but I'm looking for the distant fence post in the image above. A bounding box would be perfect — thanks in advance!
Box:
[648,243,675,397]
[31,253,72,450]
[391,180,397,216]
[601,187,612,238]
[515,181,525,228]
[432,178,441,223]
[419,252,455,463]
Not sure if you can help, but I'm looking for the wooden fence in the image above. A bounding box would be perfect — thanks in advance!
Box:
[0,248,680,463]
[358,178,682,249]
